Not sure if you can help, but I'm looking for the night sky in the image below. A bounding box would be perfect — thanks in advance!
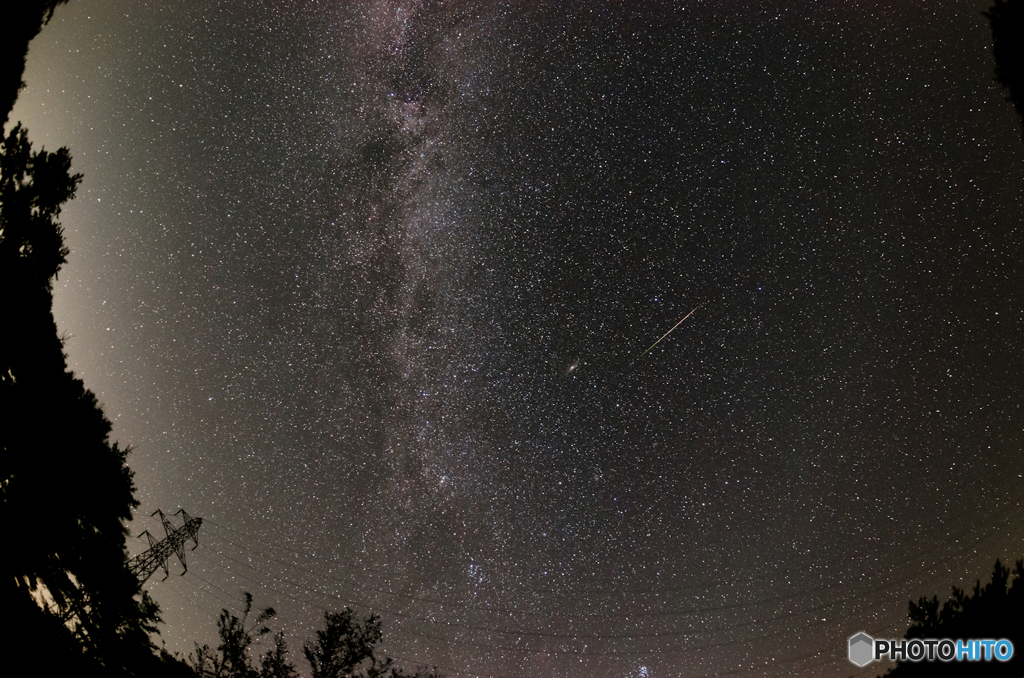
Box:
[11,0,1024,676]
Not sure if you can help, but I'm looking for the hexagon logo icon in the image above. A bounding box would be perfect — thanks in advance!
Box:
[849,632,874,667]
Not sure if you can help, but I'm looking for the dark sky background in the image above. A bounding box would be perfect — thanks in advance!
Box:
[11,0,1024,676]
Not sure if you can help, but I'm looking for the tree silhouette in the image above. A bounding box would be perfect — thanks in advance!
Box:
[884,557,1024,676]
[1,0,68,123]
[190,594,442,678]
[304,609,389,678]
[260,632,299,678]
[0,123,75,292]
[191,592,296,678]
[304,607,443,678]
[1,121,164,675]
[985,0,1024,131]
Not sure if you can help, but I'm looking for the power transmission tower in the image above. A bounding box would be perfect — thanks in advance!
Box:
[128,509,203,584]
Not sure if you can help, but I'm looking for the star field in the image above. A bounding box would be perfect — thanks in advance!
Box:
[11,1,1024,676]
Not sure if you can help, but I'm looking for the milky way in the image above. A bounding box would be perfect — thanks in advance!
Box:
[12,1,1024,676]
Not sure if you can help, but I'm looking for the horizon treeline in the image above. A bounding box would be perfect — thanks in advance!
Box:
[881,559,1024,677]
[3,1,1023,677]
[2,2,163,664]
[0,62,443,678]
[0,4,439,677]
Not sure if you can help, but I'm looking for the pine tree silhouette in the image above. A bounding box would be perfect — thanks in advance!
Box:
[884,558,1024,676]
[0,1,69,123]
[0,123,162,675]
[985,0,1024,132]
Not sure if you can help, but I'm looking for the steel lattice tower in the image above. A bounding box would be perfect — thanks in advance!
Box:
[127,509,203,584]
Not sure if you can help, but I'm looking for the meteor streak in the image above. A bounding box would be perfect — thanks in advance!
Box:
[638,305,701,358]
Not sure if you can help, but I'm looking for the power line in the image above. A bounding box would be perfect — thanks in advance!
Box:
[189,518,1020,658]
[207,498,1024,612]
[202,504,1024,634]
[161,508,1023,677]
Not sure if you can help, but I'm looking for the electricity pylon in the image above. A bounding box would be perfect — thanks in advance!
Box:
[127,509,203,584]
